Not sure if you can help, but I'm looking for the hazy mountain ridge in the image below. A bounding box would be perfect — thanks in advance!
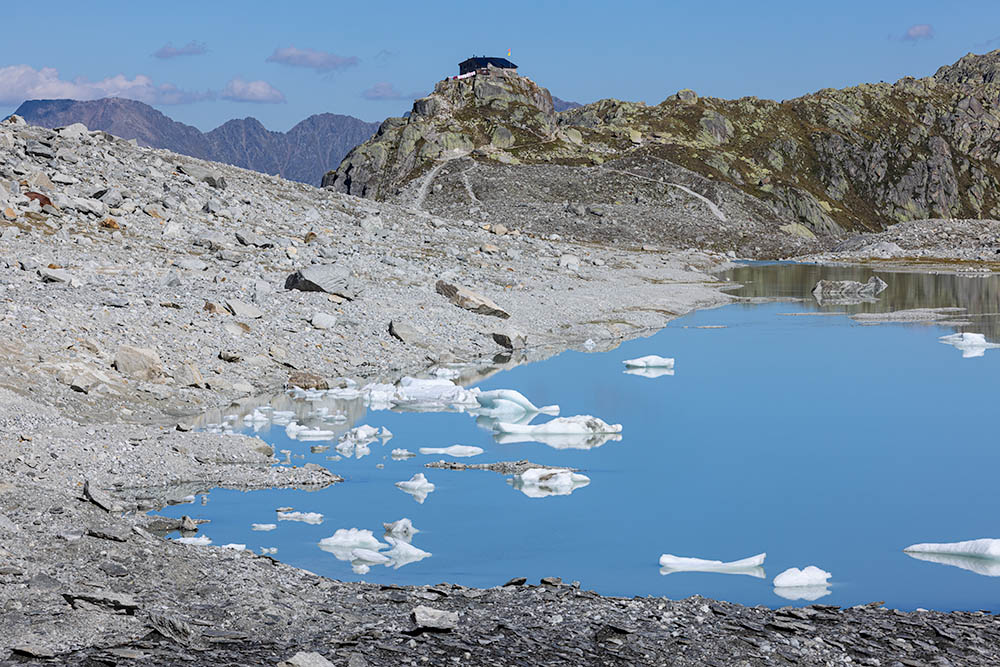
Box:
[13,98,379,185]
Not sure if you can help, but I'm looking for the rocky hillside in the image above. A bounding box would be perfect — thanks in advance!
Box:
[325,51,1000,243]
[14,98,379,185]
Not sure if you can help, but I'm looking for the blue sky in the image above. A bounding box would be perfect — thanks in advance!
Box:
[2,0,999,132]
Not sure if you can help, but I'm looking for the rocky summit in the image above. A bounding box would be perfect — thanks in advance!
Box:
[325,51,1000,257]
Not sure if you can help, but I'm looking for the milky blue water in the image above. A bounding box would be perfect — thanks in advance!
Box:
[162,264,1000,611]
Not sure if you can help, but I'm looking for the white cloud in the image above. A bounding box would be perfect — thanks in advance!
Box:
[266,46,358,72]
[362,82,419,101]
[153,41,208,59]
[221,77,285,103]
[903,24,934,41]
[0,64,213,105]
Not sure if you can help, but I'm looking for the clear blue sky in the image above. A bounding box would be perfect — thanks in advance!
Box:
[2,0,998,132]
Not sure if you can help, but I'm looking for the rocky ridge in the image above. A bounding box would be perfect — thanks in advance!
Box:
[326,51,1000,255]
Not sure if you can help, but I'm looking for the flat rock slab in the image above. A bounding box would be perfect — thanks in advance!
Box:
[389,319,429,346]
[226,298,264,320]
[278,651,335,667]
[113,345,163,381]
[411,604,458,631]
[435,280,510,319]
[285,265,357,299]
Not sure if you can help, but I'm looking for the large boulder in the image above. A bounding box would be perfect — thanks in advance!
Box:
[285,265,358,300]
[114,346,164,381]
[435,281,509,318]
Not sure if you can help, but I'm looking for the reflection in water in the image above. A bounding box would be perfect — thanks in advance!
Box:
[905,552,1000,577]
[939,333,1000,358]
[624,367,675,378]
[773,585,831,601]
[723,262,1000,343]
[493,431,622,450]
[623,355,675,369]
[395,473,435,503]
[511,468,591,498]
[658,552,766,578]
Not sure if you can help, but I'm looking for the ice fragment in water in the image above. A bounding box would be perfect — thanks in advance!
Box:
[318,528,386,561]
[336,424,388,458]
[387,376,480,410]
[174,535,211,546]
[475,389,559,417]
[773,565,831,587]
[658,552,766,578]
[418,445,483,457]
[494,416,622,449]
[624,367,675,378]
[494,430,622,450]
[395,473,435,503]
[391,448,415,459]
[904,539,1000,576]
[277,511,323,524]
[623,355,675,368]
[383,518,418,542]
[260,547,277,555]
[251,523,277,531]
[939,333,1000,358]
[352,548,390,564]
[384,536,431,568]
[221,543,246,550]
[772,585,831,601]
[513,468,590,498]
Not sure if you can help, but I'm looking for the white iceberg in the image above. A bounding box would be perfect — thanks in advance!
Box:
[174,535,211,546]
[260,547,278,555]
[513,468,591,498]
[391,448,415,459]
[335,424,390,458]
[319,528,386,561]
[494,431,623,450]
[418,445,484,457]
[773,585,831,601]
[773,565,831,587]
[251,523,277,531]
[658,552,766,578]
[389,376,480,410]
[221,543,246,550]
[624,367,675,378]
[352,547,390,564]
[395,473,435,503]
[474,389,559,417]
[939,332,1000,358]
[285,422,337,441]
[383,518,418,542]
[624,355,675,368]
[277,511,323,525]
[494,416,623,449]
[904,538,1000,560]
[384,536,431,568]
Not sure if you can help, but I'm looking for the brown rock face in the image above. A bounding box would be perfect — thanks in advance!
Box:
[435,281,510,319]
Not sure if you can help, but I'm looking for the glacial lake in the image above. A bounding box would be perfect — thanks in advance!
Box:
[162,263,1000,611]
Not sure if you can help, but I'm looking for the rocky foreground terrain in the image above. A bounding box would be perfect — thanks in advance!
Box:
[3,113,1000,665]
[328,50,1000,254]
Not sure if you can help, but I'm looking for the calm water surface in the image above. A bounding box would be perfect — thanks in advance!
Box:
[162,264,1000,611]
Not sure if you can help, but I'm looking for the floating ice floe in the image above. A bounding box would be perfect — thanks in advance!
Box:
[174,535,211,546]
[285,422,337,441]
[387,376,480,411]
[384,518,418,542]
[474,389,559,418]
[318,528,387,561]
[260,547,278,555]
[277,511,324,524]
[391,448,415,459]
[395,473,435,503]
[383,536,431,568]
[904,538,1000,560]
[624,367,675,378]
[251,523,277,532]
[221,543,246,550]
[418,445,484,457]
[494,415,623,449]
[624,355,675,369]
[658,552,766,578]
[939,332,1000,358]
[773,566,831,588]
[335,424,391,458]
[512,468,591,498]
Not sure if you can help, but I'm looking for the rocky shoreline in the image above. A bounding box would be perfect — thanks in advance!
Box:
[3,116,1000,665]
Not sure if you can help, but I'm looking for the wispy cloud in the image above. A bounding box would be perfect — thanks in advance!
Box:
[221,77,285,103]
[903,24,934,41]
[266,46,359,72]
[362,82,421,101]
[0,64,214,105]
[153,41,208,59]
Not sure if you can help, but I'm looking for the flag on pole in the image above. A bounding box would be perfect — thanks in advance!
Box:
[507,48,511,57]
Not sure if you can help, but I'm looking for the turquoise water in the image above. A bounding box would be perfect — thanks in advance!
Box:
[162,264,1000,610]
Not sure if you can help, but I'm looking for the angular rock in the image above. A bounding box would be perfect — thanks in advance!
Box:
[225,298,264,320]
[285,264,357,299]
[62,590,137,614]
[411,605,459,631]
[177,163,227,189]
[278,652,336,667]
[558,254,581,270]
[114,346,163,381]
[310,312,338,329]
[173,362,205,388]
[39,267,79,286]
[287,371,329,390]
[492,329,527,350]
[389,319,428,346]
[435,280,510,318]
[83,480,121,513]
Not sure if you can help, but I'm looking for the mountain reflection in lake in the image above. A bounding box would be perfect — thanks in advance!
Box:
[162,264,1000,611]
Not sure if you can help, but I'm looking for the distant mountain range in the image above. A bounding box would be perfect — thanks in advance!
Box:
[551,96,582,112]
[12,98,381,185]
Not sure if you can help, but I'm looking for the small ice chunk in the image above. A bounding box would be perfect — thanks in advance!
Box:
[418,445,484,457]
[395,473,435,503]
[494,431,622,450]
[773,585,831,601]
[939,332,1000,358]
[384,536,431,568]
[475,389,559,416]
[174,535,211,546]
[624,367,675,378]
[583,338,596,350]
[513,468,590,498]
[318,528,386,561]
[904,538,1000,559]
[384,518,419,542]
[277,511,324,524]
[392,376,480,408]
[623,355,675,368]
[352,548,391,564]
[251,523,277,532]
[260,547,278,555]
[495,415,621,436]
[658,552,766,578]
[773,565,831,587]
[391,448,415,459]
[221,543,246,550]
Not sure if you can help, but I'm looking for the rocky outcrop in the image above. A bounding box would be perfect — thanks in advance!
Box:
[325,50,1000,236]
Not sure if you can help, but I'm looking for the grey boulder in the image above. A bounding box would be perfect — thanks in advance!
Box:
[285,264,357,299]
[411,605,459,631]
[435,280,509,319]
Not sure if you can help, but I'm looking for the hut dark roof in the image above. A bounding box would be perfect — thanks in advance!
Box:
[459,57,518,74]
